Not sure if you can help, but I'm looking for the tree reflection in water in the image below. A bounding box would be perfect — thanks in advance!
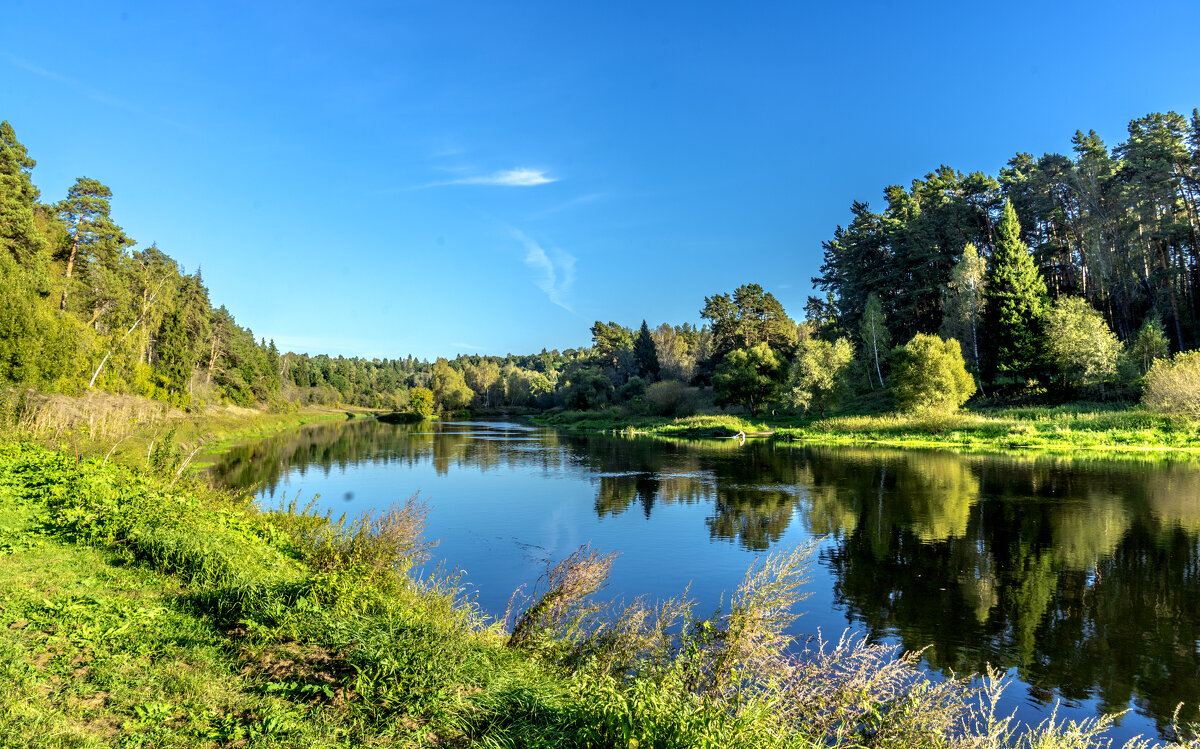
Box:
[210,420,1200,735]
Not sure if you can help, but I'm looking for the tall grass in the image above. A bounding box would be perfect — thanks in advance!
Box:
[2,439,1195,747]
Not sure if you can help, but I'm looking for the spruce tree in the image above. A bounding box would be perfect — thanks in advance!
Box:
[633,320,660,381]
[155,306,195,404]
[983,200,1048,380]
[0,121,44,265]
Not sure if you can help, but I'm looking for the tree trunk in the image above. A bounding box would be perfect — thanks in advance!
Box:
[59,226,81,312]
[206,334,219,384]
[871,325,884,388]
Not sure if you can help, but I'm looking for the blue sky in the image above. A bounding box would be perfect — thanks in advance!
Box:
[4,1,1199,360]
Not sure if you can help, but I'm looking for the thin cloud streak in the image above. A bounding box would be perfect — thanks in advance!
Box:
[432,168,557,187]
[515,229,575,311]
[8,55,196,133]
[527,192,605,220]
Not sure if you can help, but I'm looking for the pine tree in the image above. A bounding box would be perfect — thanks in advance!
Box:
[55,177,132,313]
[983,200,1048,380]
[155,306,195,404]
[633,320,660,381]
[0,121,45,266]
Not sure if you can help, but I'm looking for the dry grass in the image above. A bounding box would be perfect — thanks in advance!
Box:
[507,545,618,649]
[0,388,179,441]
[301,493,437,582]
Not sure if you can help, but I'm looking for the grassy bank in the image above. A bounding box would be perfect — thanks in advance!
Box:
[2,439,1184,748]
[536,404,1200,456]
[0,388,373,473]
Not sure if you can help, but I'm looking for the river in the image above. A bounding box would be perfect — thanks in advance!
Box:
[208,417,1200,741]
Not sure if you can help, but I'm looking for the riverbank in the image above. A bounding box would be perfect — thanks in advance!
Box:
[535,404,1200,456]
[3,435,1174,748]
[0,388,375,472]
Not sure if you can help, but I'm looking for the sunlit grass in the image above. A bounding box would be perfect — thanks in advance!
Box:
[2,438,1195,746]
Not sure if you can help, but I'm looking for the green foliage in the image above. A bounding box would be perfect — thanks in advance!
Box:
[633,319,661,381]
[814,168,1001,344]
[0,253,81,390]
[462,358,501,408]
[562,366,614,410]
[701,283,797,363]
[1130,314,1169,376]
[0,121,45,266]
[713,343,785,415]
[5,438,1200,747]
[430,358,473,412]
[409,386,435,417]
[154,305,195,407]
[784,337,854,417]
[1143,351,1200,416]
[941,242,987,376]
[984,201,1049,379]
[891,334,977,414]
[651,322,707,383]
[858,293,891,388]
[1045,296,1121,383]
[590,320,634,372]
[644,380,703,417]
[815,110,1200,389]
[55,176,134,316]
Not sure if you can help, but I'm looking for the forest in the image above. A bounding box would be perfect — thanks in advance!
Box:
[3,109,1200,420]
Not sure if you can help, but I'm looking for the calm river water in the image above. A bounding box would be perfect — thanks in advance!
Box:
[208,418,1200,741]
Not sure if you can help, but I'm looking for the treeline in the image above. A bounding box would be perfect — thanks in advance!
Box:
[1,121,280,408]
[812,109,1200,360]
[5,109,1198,418]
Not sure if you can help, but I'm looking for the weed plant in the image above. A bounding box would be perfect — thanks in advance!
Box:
[1,439,1196,747]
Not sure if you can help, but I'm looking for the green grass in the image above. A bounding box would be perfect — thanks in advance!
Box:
[1,438,1192,747]
[538,403,1200,456]
[536,411,768,437]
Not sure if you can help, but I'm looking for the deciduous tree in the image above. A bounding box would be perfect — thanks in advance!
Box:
[859,293,890,389]
[784,337,854,417]
[941,242,987,391]
[713,343,784,415]
[891,334,976,414]
[1045,296,1121,383]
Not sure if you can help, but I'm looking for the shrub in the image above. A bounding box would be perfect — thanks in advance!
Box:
[1130,313,1170,376]
[1045,296,1121,382]
[645,380,702,417]
[1142,351,1200,416]
[713,344,784,415]
[891,334,976,414]
[408,386,434,417]
[784,337,854,417]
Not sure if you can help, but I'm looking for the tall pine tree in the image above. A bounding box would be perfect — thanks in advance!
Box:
[983,200,1048,380]
[633,320,660,381]
[0,121,44,266]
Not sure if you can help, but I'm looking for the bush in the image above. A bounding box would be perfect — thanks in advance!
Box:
[645,380,702,417]
[783,337,853,417]
[1142,351,1200,416]
[1045,296,1121,383]
[891,334,976,414]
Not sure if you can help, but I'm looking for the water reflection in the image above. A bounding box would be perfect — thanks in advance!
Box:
[209,419,1200,735]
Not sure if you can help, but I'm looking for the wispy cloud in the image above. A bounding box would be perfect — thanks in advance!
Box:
[527,192,605,220]
[429,168,557,188]
[272,335,384,357]
[515,230,575,311]
[8,55,195,133]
